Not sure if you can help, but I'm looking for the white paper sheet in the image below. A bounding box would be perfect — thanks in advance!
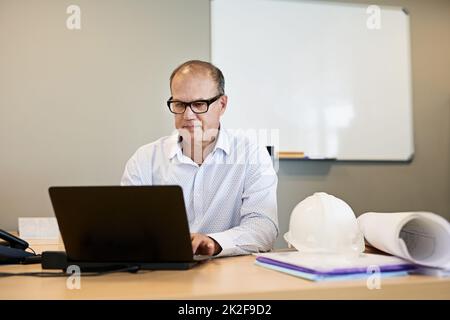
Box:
[357,212,450,268]
[18,217,60,240]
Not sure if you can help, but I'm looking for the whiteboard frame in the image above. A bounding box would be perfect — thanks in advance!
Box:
[210,0,415,161]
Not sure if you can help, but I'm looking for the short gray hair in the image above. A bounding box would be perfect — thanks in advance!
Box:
[170,60,225,95]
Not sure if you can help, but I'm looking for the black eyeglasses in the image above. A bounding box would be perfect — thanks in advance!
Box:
[167,94,223,114]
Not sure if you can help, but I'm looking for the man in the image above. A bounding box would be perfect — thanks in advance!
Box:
[121,60,278,257]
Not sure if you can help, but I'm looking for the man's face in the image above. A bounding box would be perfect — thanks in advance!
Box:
[171,71,227,142]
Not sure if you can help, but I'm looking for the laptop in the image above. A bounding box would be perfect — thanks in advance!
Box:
[47,186,207,270]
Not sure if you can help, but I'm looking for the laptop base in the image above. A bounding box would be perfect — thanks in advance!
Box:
[41,251,197,272]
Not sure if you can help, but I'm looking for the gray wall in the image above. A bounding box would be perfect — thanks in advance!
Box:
[1,0,449,249]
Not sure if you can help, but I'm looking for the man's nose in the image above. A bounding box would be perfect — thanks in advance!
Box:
[183,105,197,119]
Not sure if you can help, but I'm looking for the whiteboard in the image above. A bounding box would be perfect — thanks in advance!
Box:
[211,0,414,160]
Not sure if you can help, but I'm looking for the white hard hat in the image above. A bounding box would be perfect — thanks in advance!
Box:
[284,192,365,255]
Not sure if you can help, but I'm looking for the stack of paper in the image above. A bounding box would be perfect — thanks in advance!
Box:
[255,251,416,281]
[256,211,450,281]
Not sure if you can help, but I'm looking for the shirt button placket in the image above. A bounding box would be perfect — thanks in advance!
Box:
[193,167,204,222]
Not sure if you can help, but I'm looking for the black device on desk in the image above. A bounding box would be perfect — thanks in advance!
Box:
[43,186,207,272]
[0,229,41,264]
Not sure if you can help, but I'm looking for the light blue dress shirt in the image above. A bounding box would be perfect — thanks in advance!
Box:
[120,128,278,257]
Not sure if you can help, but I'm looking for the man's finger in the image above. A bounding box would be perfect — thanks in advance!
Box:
[206,242,214,256]
[191,236,202,254]
[199,239,214,256]
[196,239,209,255]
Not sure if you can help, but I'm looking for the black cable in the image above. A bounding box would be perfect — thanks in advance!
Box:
[0,265,141,277]
[27,247,36,255]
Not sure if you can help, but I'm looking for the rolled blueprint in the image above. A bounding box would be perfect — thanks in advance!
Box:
[358,211,450,268]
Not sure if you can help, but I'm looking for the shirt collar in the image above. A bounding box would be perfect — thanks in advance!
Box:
[213,126,231,155]
[166,125,230,160]
[167,130,182,160]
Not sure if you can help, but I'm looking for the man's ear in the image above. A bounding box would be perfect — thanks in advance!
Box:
[219,95,228,115]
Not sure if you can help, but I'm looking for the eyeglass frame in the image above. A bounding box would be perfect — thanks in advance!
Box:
[166,94,223,114]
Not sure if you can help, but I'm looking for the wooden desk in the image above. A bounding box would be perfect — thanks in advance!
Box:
[1,240,449,300]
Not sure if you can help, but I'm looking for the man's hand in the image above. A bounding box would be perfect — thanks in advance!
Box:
[191,233,222,256]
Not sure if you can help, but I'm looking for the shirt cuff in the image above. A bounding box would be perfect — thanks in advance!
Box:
[207,231,236,257]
